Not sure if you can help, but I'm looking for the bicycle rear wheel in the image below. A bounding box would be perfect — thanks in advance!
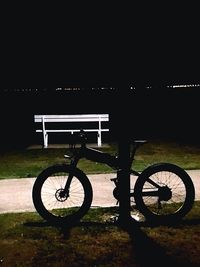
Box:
[32,164,93,225]
[133,163,195,223]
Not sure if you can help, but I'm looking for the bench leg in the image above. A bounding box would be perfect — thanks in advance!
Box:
[44,133,48,148]
[97,131,102,147]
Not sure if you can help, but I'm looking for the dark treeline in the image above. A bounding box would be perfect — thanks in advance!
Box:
[0,85,200,150]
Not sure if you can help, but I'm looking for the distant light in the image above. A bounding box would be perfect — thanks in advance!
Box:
[171,84,200,88]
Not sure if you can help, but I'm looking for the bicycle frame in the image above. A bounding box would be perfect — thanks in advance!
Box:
[63,132,146,193]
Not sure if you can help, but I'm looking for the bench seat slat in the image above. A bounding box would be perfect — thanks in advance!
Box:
[35,119,109,123]
[36,129,109,133]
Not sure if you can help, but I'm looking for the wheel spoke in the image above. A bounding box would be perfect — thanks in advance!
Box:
[133,163,195,222]
[32,165,92,224]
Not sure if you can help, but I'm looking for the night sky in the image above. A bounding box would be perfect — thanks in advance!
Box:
[1,4,200,90]
[1,4,200,149]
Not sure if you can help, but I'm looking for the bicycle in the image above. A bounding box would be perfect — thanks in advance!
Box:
[32,129,195,225]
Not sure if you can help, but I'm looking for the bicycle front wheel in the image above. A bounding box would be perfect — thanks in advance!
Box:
[134,163,195,223]
[32,164,93,225]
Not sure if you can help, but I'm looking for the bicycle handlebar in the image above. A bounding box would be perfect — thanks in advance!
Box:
[68,129,87,149]
[70,129,148,151]
[79,129,87,144]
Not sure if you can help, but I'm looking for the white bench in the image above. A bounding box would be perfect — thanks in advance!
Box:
[34,114,109,148]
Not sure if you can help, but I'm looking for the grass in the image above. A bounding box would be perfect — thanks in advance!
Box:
[0,202,200,266]
[1,140,200,266]
[1,139,200,179]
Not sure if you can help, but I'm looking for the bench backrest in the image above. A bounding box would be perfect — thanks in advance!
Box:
[34,114,109,123]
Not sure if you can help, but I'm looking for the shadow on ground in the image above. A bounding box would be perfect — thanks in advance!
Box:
[24,218,200,267]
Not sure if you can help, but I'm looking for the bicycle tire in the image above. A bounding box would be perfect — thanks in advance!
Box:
[133,163,195,223]
[32,164,93,225]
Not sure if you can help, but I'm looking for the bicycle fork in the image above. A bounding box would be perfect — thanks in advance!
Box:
[61,157,80,199]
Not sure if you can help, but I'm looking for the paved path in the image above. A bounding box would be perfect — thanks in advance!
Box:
[0,170,200,214]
